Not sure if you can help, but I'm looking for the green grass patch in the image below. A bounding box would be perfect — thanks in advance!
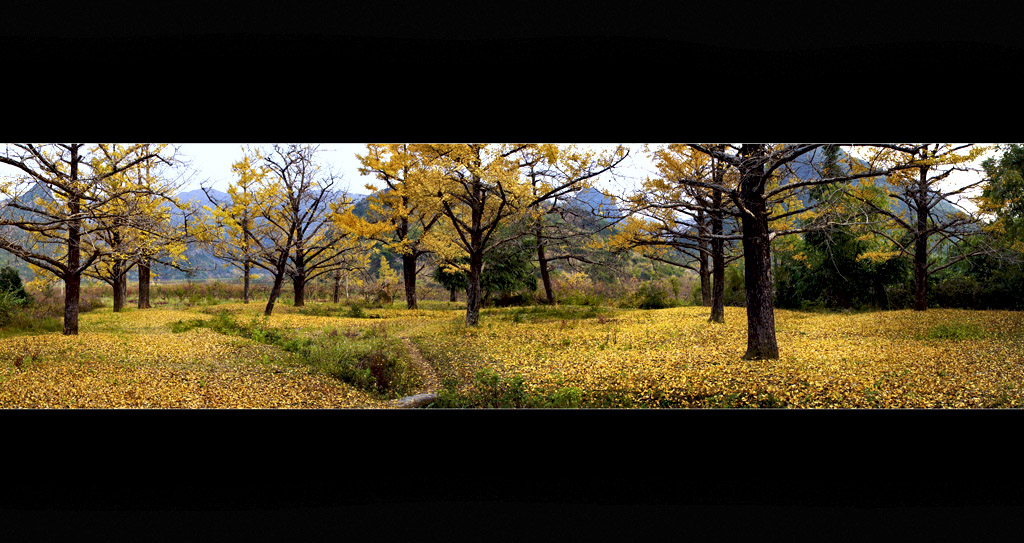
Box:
[429,368,587,408]
[493,304,610,324]
[168,311,418,397]
[924,322,987,340]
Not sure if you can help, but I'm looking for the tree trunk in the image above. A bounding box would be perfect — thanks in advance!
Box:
[709,189,725,324]
[112,275,126,312]
[537,240,554,305]
[332,270,341,304]
[291,247,305,307]
[740,211,778,358]
[63,156,82,335]
[264,249,291,317]
[739,144,778,360]
[450,287,457,302]
[292,274,305,307]
[913,234,928,311]
[465,251,483,326]
[111,258,127,312]
[265,270,285,316]
[402,253,418,310]
[64,271,80,336]
[536,222,555,304]
[913,167,930,311]
[138,259,151,309]
[697,209,711,306]
[699,243,711,307]
[243,262,251,304]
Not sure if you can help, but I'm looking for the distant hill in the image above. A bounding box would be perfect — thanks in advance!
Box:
[563,186,619,218]
[159,187,367,280]
[780,146,962,220]
[1,185,367,282]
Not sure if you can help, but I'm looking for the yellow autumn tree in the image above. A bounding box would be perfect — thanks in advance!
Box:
[613,144,742,322]
[339,143,444,309]
[85,143,191,311]
[414,143,628,325]
[0,143,174,334]
[201,151,267,304]
[848,144,992,311]
[520,144,629,305]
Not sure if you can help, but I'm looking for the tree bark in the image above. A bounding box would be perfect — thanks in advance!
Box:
[63,152,82,336]
[709,190,725,323]
[699,242,711,307]
[739,144,778,360]
[450,287,457,302]
[537,238,555,304]
[465,251,483,326]
[265,270,285,316]
[264,248,291,317]
[112,274,126,312]
[332,270,341,304]
[243,262,251,304]
[696,209,711,307]
[536,221,555,304]
[63,271,80,335]
[292,274,305,307]
[913,166,930,311]
[138,259,151,309]
[402,253,418,310]
[291,248,306,307]
[110,258,127,312]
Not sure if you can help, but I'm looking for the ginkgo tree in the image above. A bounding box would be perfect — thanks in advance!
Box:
[227,144,356,316]
[521,144,627,305]
[665,144,917,359]
[339,143,443,309]
[85,143,193,312]
[417,143,628,326]
[614,144,742,323]
[0,143,175,334]
[848,144,992,311]
[202,152,265,303]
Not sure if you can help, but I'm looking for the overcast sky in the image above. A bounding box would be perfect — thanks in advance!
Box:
[174,143,655,197]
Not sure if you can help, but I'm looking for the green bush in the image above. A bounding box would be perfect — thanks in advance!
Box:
[0,290,26,327]
[348,303,365,318]
[549,386,583,408]
[432,368,530,408]
[298,304,336,317]
[559,291,605,307]
[307,325,418,396]
[0,267,30,307]
[631,282,676,310]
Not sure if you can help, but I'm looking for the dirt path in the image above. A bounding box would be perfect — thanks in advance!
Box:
[399,335,439,395]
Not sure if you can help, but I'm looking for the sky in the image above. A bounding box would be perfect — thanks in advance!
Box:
[174,143,656,197]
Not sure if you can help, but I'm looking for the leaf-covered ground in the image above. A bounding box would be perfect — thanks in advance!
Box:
[0,308,389,408]
[413,306,1024,408]
[2,303,1023,408]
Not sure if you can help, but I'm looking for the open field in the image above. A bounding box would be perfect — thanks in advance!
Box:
[2,300,1023,408]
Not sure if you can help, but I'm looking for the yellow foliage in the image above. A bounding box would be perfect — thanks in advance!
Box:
[857,250,902,263]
